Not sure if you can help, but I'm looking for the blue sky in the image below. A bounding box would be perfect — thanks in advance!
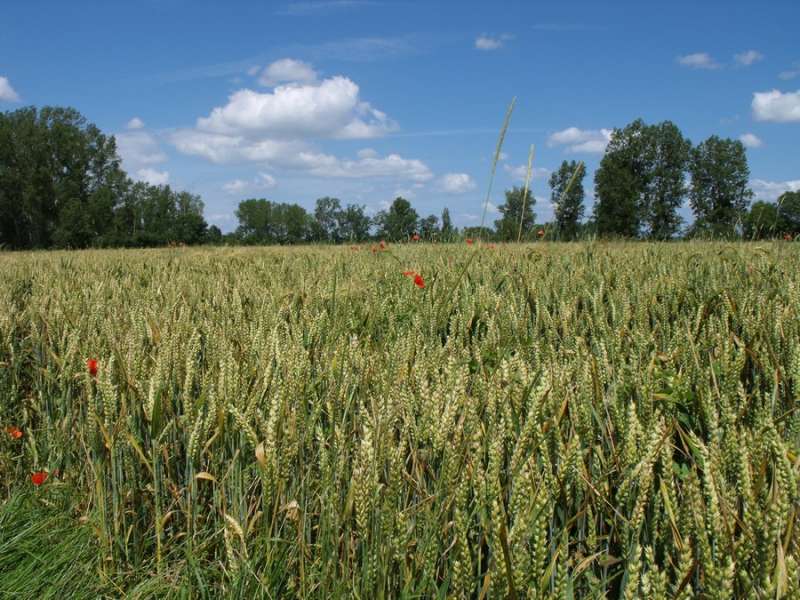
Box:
[1,0,799,231]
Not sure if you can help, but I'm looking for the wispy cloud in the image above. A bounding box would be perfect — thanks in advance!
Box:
[677,52,721,70]
[0,76,20,102]
[779,62,800,81]
[277,1,379,16]
[475,33,514,51]
[548,127,612,154]
[734,50,764,66]
[739,133,763,148]
[751,179,800,201]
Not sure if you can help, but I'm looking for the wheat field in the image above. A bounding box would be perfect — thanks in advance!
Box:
[1,242,799,598]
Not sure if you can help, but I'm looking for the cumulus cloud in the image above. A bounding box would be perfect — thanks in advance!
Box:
[223,172,277,194]
[257,58,318,87]
[116,130,168,169]
[752,89,800,122]
[136,168,169,186]
[677,52,720,69]
[475,33,513,50]
[0,76,20,102]
[751,179,800,201]
[193,76,394,139]
[734,50,764,66]
[171,64,431,182]
[504,163,550,181]
[548,127,612,153]
[739,133,763,148]
[126,117,145,130]
[439,173,476,194]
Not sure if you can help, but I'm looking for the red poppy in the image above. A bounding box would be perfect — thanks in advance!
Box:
[87,358,98,377]
[466,238,473,245]
[413,274,425,289]
[31,471,48,486]
[412,233,420,241]
[537,229,545,238]
[371,245,377,253]
[379,240,387,250]
[402,270,417,277]
[784,233,793,241]
[6,426,23,440]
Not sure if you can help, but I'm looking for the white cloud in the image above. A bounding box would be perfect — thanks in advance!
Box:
[751,179,800,201]
[752,89,800,122]
[136,168,169,186]
[357,148,378,159]
[677,52,720,70]
[739,133,763,148]
[193,75,394,139]
[223,172,277,194]
[504,163,550,181]
[475,33,513,51]
[548,127,612,153]
[734,50,763,66]
[0,76,20,102]
[126,117,145,130]
[498,151,508,161]
[116,130,168,169]
[393,188,416,200]
[171,66,431,182]
[779,63,800,80]
[257,58,318,87]
[439,173,476,194]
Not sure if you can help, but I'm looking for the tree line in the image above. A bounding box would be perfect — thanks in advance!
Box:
[1,106,797,249]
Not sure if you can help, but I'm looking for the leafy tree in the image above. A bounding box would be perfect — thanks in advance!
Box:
[462,226,495,241]
[688,136,752,237]
[419,214,439,240]
[494,186,535,241]
[642,121,691,239]
[205,225,223,244]
[777,191,800,235]
[441,207,454,240]
[0,106,126,248]
[337,204,371,241]
[550,161,585,240]
[314,197,342,242]
[594,119,690,239]
[744,201,780,239]
[374,197,418,240]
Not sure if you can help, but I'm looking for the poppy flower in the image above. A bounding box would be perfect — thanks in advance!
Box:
[784,233,793,241]
[87,358,98,377]
[413,274,425,289]
[466,238,473,245]
[379,240,387,250]
[402,270,417,277]
[537,229,545,238]
[31,471,48,486]
[6,426,23,440]
[412,233,420,241]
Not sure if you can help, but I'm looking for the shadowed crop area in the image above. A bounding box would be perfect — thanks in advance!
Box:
[1,242,799,598]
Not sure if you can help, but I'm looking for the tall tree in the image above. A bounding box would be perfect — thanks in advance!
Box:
[744,201,781,239]
[642,121,691,239]
[593,119,650,237]
[440,207,454,240]
[374,197,419,240]
[419,214,439,240]
[594,119,690,239]
[777,191,800,235]
[688,136,752,236]
[494,186,535,241]
[337,204,371,241]
[549,160,585,240]
[0,106,126,248]
[313,197,342,242]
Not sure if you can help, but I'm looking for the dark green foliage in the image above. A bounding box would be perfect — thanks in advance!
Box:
[419,214,439,240]
[440,207,454,240]
[778,190,800,235]
[744,201,781,239]
[550,160,585,240]
[593,119,691,239]
[494,186,535,241]
[688,136,753,237]
[0,106,209,249]
[235,198,315,244]
[373,197,419,240]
